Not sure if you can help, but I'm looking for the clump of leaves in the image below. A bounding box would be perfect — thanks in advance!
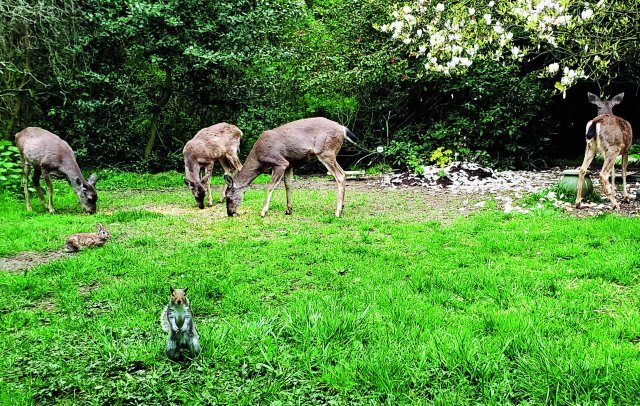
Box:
[429,147,453,168]
[0,141,22,195]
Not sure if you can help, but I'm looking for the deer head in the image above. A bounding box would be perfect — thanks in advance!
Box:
[184,174,210,209]
[224,174,246,216]
[587,92,624,115]
[73,173,98,213]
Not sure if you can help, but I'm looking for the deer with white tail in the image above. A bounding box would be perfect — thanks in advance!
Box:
[576,93,633,210]
[15,127,98,214]
[224,117,357,217]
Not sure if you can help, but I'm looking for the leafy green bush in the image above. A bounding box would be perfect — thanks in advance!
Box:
[0,141,22,195]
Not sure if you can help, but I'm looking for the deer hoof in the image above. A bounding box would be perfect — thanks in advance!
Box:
[285,208,292,215]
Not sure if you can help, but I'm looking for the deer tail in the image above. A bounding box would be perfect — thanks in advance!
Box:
[585,120,600,140]
[343,127,358,145]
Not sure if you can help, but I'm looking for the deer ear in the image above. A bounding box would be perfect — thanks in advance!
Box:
[587,92,600,104]
[224,174,234,187]
[611,93,624,105]
[87,173,98,186]
[184,287,188,294]
[170,286,175,294]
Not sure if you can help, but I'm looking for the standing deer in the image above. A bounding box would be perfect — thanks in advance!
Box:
[224,117,357,217]
[15,127,98,214]
[576,93,633,210]
[183,123,243,209]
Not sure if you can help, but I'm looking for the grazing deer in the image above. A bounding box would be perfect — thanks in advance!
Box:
[183,123,243,209]
[15,127,98,214]
[224,117,357,217]
[576,93,633,210]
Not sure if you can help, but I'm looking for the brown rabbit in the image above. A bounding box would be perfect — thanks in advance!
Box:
[65,223,110,252]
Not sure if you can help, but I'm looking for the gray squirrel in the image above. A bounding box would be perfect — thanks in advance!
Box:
[160,287,201,359]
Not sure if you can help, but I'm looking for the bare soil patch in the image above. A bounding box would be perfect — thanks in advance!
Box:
[0,251,68,273]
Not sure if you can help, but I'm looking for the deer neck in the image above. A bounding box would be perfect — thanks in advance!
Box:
[184,158,201,183]
[62,160,87,191]
[233,153,263,188]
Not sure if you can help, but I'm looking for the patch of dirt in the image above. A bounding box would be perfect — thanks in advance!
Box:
[79,282,101,296]
[0,251,68,273]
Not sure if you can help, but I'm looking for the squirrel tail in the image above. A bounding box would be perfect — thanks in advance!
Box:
[160,306,171,332]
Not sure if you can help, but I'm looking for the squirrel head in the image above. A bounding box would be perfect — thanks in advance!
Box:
[170,287,189,305]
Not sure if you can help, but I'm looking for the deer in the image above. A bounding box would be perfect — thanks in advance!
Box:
[183,123,243,209]
[15,127,98,214]
[576,93,633,210]
[224,117,357,218]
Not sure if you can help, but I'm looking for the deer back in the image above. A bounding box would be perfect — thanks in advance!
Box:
[249,117,346,165]
[586,114,633,154]
[183,123,242,167]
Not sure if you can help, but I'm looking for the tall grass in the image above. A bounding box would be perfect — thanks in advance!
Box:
[1,172,639,404]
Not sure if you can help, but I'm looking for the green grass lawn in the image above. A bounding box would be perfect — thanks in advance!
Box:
[1,171,640,404]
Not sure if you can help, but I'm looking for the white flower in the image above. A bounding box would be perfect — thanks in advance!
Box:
[547,63,559,73]
[581,9,593,19]
[483,14,492,25]
[493,24,504,34]
[416,29,423,37]
[488,1,495,7]
[460,57,473,67]
[403,38,411,44]
[403,6,412,14]
[511,46,520,57]
[468,7,476,15]
[436,3,445,12]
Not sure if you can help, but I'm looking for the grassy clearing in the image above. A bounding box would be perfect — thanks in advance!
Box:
[1,171,640,404]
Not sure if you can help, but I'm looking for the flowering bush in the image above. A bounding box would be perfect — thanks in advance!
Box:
[380,0,608,94]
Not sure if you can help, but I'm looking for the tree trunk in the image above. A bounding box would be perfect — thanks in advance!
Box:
[144,66,172,162]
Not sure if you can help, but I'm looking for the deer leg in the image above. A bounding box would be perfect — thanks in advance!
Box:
[575,141,596,208]
[226,153,243,172]
[621,152,629,202]
[204,164,214,207]
[261,166,286,217]
[20,155,32,211]
[610,166,616,195]
[218,158,234,203]
[284,167,293,215]
[43,171,55,214]
[32,166,46,207]
[599,152,619,210]
[318,155,346,217]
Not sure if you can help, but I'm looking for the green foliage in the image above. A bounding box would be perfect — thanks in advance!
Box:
[429,146,453,168]
[424,62,554,169]
[0,141,22,195]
